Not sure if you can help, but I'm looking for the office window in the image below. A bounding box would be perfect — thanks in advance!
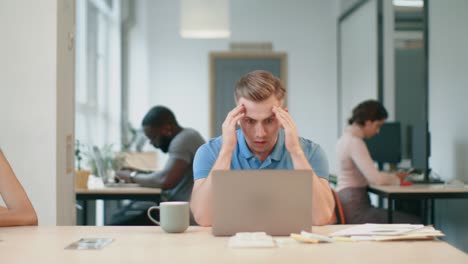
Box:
[75,0,122,148]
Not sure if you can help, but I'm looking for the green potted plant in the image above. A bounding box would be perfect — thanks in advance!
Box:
[82,143,126,184]
[75,140,91,189]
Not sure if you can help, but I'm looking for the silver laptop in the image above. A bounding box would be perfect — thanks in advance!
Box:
[212,170,313,236]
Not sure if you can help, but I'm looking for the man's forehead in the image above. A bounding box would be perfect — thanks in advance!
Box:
[244,111,275,121]
[238,97,281,120]
[243,103,277,121]
[143,125,162,134]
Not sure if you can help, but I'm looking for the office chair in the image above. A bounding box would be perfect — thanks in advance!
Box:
[331,189,346,224]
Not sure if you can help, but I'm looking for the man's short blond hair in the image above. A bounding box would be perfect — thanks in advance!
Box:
[234,70,286,103]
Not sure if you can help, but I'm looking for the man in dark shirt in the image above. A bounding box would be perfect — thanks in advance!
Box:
[113,105,205,225]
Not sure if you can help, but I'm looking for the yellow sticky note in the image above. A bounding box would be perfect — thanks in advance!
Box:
[290,233,319,244]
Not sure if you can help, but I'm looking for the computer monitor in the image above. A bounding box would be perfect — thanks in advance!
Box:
[410,121,431,181]
[364,122,402,170]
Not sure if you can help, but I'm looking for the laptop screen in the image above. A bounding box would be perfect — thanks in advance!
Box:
[212,170,313,236]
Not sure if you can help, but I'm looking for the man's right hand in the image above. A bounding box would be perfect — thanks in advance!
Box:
[190,105,245,226]
[221,104,245,153]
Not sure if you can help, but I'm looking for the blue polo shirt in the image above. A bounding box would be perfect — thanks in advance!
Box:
[193,129,329,180]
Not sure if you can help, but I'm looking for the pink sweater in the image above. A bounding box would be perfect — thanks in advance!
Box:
[336,125,399,192]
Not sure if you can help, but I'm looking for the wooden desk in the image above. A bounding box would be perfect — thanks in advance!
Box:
[76,186,161,225]
[368,184,468,224]
[1,225,466,264]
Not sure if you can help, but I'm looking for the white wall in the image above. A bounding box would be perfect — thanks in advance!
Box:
[339,0,379,132]
[382,0,395,120]
[0,0,75,225]
[131,0,338,170]
[429,0,468,252]
[128,0,151,128]
[338,0,395,126]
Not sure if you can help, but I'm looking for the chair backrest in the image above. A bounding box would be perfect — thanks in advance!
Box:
[331,189,346,224]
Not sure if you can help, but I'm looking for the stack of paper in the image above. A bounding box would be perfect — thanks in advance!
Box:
[329,224,444,241]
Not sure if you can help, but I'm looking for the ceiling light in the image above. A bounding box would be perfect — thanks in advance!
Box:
[180,0,230,39]
[393,0,424,8]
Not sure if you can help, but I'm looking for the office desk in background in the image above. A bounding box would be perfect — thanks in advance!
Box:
[368,184,468,224]
[76,185,161,225]
[1,225,466,263]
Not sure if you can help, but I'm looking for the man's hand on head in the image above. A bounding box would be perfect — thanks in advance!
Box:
[272,106,302,154]
[221,104,245,153]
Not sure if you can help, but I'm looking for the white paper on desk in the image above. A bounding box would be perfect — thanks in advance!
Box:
[65,238,114,250]
[349,236,375,241]
[228,232,276,248]
[330,224,424,237]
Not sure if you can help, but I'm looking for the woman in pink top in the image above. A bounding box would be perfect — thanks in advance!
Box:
[0,147,38,226]
[336,100,419,224]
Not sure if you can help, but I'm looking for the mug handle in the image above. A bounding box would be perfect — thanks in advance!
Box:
[147,206,160,225]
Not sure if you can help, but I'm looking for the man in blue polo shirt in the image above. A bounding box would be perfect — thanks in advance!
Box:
[190,70,336,226]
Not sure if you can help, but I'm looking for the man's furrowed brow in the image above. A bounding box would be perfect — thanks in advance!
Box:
[244,114,276,121]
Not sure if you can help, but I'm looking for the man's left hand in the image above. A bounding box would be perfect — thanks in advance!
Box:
[272,106,302,154]
[115,170,133,183]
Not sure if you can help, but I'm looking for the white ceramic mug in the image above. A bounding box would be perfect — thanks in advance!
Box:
[147,201,189,233]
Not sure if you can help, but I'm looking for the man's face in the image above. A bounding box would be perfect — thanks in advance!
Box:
[237,95,283,157]
[143,125,172,153]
